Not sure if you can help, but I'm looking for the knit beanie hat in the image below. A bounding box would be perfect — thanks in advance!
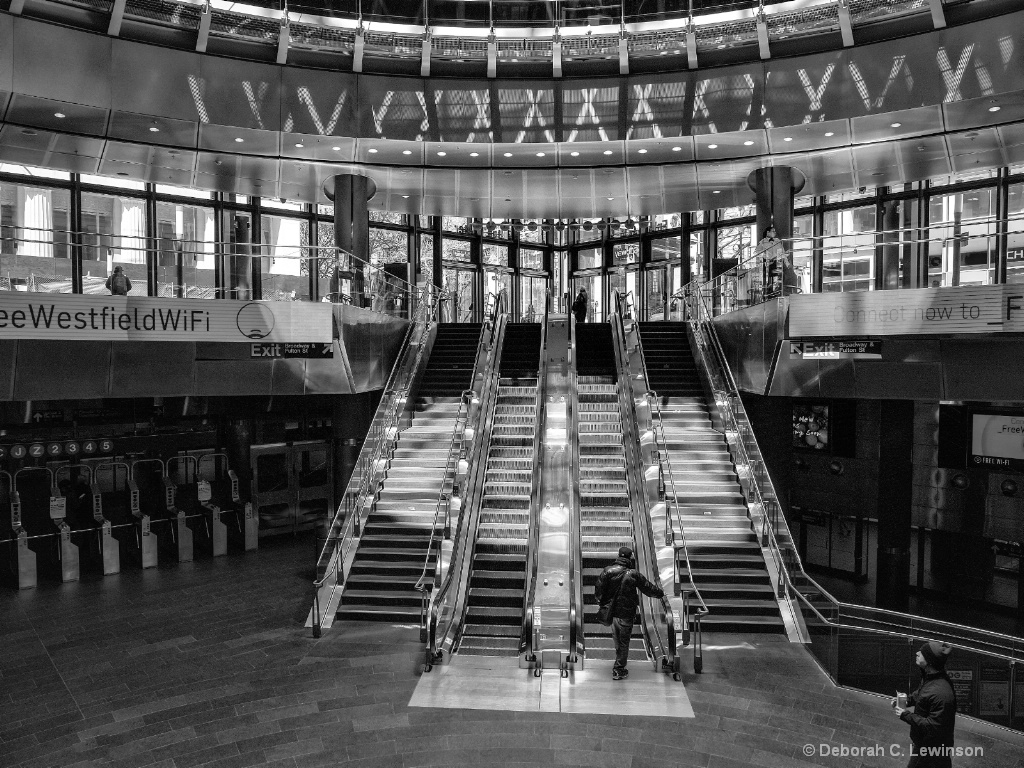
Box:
[618,546,634,560]
[920,641,952,669]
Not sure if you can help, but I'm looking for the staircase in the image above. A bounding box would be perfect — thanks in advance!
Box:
[638,321,784,634]
[460,324,541,655]
[338,323,482,622]
[575,323,647,665]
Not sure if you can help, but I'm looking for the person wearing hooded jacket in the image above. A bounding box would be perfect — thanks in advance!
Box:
[893,641,957,767]
[594,545,664,680]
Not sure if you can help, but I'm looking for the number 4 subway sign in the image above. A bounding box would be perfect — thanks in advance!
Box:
[789,285,1024,337]
[0,294,332,343]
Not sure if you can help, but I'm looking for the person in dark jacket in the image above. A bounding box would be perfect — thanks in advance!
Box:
[571,288,588,324]
[894,641,957,767]
[105,265,131,296]
[594,546,665,680]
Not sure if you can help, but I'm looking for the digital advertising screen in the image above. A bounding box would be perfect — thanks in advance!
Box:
[793,403,830,451]
[970,412,1024,471]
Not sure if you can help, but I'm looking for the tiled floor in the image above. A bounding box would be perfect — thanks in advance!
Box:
[2,534,1023,768]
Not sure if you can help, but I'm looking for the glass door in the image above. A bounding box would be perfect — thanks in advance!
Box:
[644,266,668,320]
[250,441,333,536]
[441,266,478,323]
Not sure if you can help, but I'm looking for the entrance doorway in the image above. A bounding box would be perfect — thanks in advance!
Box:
[250,441,333,536]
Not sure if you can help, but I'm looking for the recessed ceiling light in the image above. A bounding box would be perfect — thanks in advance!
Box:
[606,197,614,201]
[743,140,754,146]
[402,150,412,155]
[295,143,304,148]
[671,146,682,152]
[707,144,718,149]
[638,148,648,154]
[712,190,721,194]
[368,148,378,153]
[437,151,446,156]
[536,152,545,157]
[989,105,1001,113]
[116,172,129,177]
[783,137,793,142]
[891,122,902,128]
[149,126,160,133]
[401,195,410,199]
[234,137,244,143]
[824,132,835,137]
[54,112,65,118]
[332,146,341,151]
[504,152,513,157]
[570,151,580,157]
[603,150,613,155]
[470,152,479,157]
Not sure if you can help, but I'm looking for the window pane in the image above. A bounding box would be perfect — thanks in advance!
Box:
[0,182,72,292]
[519,220,544,244]
[520,247,543,270]
[155,185,213,200]
[81,192,148,296]
[720,204,755,220]
[154,202,216,299]
[716,223,756,263]
[418,234,434,289]
[572,273,603,322]
[822,206,875,292]
[260,214,311,301]
[519,275,546,322]
[0,164,70,180]
[442,216,471,234]
[577,221,602,243]
[482,243,508,266]
[262,198,305,212]
[222,212,254,300]
[1007,183,1024,284]
[578,246,602,270]
[645,267,667,320]
[483,268,511,312]
[442,267,477,322]
[651,235,681,262]
[370,210,404,225]
[651,213,681,232]
[612,241,639,265]
[442,237,471,263]
[370,227,408,264]
[790,214,813,295]
[689,229,705,282]
[80,174,146,192]
[927,190,996,288]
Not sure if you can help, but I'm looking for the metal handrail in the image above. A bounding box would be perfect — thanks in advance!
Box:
[309,292,439,636]
[608,295,678,675]
[424,311,509,665]
[519,300,549,663]
[567,313,586,664]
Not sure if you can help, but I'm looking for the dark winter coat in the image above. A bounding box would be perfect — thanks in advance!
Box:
[901,670,957,750]
[571,293,587,322]
[106,271,131,296]
[594,556,664,621]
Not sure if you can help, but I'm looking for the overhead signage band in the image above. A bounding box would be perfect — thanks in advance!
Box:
[0,292,332,343]
[789,285,1024,338]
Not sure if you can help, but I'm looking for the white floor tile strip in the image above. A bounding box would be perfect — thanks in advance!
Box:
[409,654,695,717]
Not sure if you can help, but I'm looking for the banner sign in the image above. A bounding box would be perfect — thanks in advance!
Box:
[789,340,882,359]
[789,285,1024,337]
[0,292,332,343]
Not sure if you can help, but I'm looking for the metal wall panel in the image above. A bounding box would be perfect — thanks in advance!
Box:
[852,361,943,400]
[110,41,202,120]
[302,357,354,395]
[195,361,273,396]
[0,15,12,94]
[0,340,16,400]
[12,18,112,107]
[109,342,196,397]
[196,56,282,132]
[271,359,307,395]
[12,341,110,400]
[940,338,1024,401]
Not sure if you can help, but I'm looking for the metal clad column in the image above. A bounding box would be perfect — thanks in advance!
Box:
[875,400,914,612]
[329,174,374,307]
[747,167,806,294]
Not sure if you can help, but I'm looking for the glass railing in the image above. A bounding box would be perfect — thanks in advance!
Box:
[30,0,975,65]
[308,290,438,636]
[423,311,510,666]
[567,314,586,666]
[609,293,680,679]
[683,278,1024,732]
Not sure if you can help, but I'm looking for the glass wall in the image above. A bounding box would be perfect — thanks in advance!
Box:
[155,201,216,299]
[1008,183,1024,284]
[0,179,72,292]
[822,206,875,292]
[82,192,147,296]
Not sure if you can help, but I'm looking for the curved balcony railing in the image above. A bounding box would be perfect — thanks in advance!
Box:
[12,0,993,70]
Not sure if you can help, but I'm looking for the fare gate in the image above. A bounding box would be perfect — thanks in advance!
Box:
[250,441,332,536]
[55,463,119,577]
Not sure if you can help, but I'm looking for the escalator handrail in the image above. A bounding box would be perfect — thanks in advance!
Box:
[567,314,586,663]
[426,312,510,660]
[519,303,550,660]
[608,298,677,669]
[310,298,438,634]
[684,285,795,600]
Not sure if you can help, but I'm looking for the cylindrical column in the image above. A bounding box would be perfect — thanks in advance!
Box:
[328,174,375,307]
[231,215,252,301]
[875,400,914,611]
[747,167,807,295]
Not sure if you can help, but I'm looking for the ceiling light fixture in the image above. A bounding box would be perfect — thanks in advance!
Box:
[401,195,409,199]
[824,132,835,137]
[603,150,613,155]
[707,144,718,149]
[402,150,412,155]
[743,140,754,146]
[712,190,721,194]
[54,112,65,118]
[295,143,304,148]
[470,152,479,157]
[437,151,446,156]
[606,197,614,201]
[368,148,378,153]
[149,126,160,133]
[638,148,648,154]
[536,152,546,157]
[989,105,1001,113]
[783,137,793,142]
[891,122,902,128]
[332,146,341,151]
[671,146,682,152]
[570,151,580,157]
[504,152,513,157]
[234,137,244,143]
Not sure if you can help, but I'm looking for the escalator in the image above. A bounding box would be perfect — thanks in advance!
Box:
[638,321,784,633]
[573,323,647,666]
[458,323,542,655]
[338,323,483,622]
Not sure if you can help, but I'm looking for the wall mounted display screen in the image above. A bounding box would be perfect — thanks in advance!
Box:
[793,403,830,451]
[970,412,1024,471]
